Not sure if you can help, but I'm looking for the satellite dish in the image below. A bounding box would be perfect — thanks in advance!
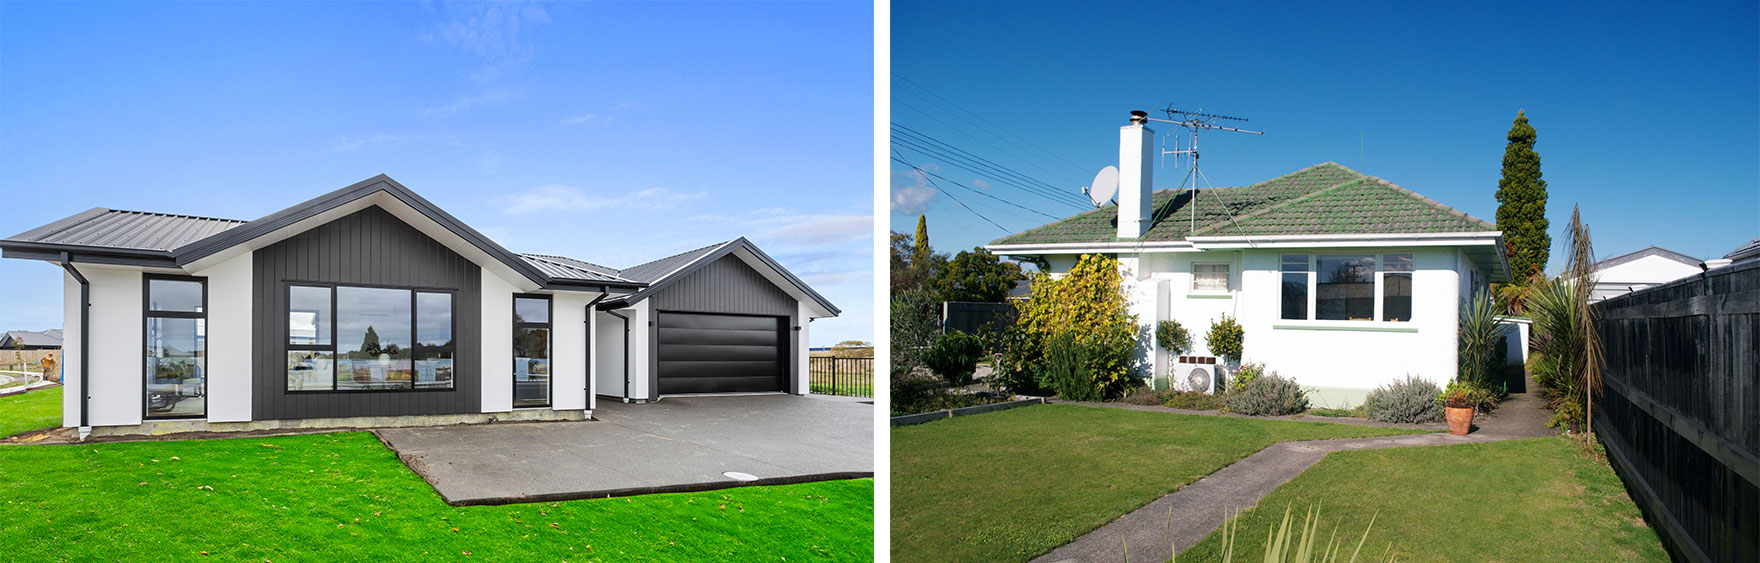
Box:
[1085,166,1119,207]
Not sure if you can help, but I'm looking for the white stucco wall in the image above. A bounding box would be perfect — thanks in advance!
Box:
[63,266,144,428]
[194,252,253,423]
[628,300,653,400]
[547,291,602,412]
[479,268,516,413]
[594,310,629,399]
[1592,254,1702,302]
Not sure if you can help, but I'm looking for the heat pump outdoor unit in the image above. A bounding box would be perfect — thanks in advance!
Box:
[1174,356,1221,394]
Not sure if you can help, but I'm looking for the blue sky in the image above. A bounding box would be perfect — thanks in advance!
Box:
[0,1,874,345]
[891,1,1758,270]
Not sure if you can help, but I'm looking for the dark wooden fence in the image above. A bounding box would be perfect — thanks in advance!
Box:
[941,301,1015,335]
[809,356,874,398]
[1592,259,1759,563]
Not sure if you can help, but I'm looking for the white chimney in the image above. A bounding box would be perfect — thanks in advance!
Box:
[1117,110,1154,239]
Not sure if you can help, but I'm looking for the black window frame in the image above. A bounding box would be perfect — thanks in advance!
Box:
[282,281,458,394]
[512,294,553,408]
[143,273,207,420]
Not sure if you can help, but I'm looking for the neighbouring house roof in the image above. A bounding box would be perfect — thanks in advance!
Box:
[600,238,840,316]
[0,175,645,290]
[990,162,1496,245]
[1724,237,1760,262]
[1593,245,1701,272]
[0,330,62,349]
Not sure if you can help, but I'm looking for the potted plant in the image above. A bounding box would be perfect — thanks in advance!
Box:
[1442,386,1474,435]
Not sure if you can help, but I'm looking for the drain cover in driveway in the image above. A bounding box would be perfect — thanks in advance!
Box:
[722,471,758,481]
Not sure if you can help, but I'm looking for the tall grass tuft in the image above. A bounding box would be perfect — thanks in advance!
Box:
[1170,504,1390,563]
[1525,205,1603,436]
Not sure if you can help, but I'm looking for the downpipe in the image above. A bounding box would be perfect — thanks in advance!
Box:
[58,252,90,440]
[582,293,606,411]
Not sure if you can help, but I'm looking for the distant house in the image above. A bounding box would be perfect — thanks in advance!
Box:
[0,329,62,350]
[1589,246,1703,302]
[987,112,1510,407]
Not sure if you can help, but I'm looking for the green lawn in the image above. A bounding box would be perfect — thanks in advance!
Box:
[810,365,874,398]
[1179,437,1666,562]
[890,404,1427,562]
[0,432,873,561]
[0,386,61,438]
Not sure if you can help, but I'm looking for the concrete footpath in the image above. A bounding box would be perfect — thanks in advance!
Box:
[1035,394,1555,563]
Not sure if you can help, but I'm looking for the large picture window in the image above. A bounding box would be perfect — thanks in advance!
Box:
[1279,253,1414,323]
[285,283,454,392]
[145,276,206,418]
[513,295,551,408]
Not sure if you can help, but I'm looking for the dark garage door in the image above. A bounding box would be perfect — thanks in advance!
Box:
[656,311,787,394]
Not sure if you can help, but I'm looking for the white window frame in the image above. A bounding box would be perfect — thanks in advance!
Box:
[1278,252,1415,324]
[1191,261,1233,294]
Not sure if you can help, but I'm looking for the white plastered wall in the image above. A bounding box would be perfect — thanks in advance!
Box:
[192,252,253,423]
[479,268,517,413]
[63,266,144,428]
[547,291,602,412]
[627,300,653,400]
[795,301,812,395]
[594,310,629,399]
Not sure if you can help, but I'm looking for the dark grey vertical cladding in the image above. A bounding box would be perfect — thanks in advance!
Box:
[252,206,481,420]
[649,254,796,316]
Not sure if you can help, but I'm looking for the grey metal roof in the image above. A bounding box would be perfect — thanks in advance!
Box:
[0,330,62,348]
[520,254,635,284]
[616,241,728,283]
[600,238,840,316]
[7,208,245,251]
[1724,237,1760,262]
[1593,245,1701,272]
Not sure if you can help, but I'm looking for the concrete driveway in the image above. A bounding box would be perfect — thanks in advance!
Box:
[376,394,873,505]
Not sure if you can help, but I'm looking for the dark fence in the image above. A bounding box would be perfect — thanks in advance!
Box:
[809,356,874,398]
[942,301,1015,335]
[1592,259,1759,563]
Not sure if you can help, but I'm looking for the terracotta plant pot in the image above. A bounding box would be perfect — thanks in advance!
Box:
[1445,406,1475,435]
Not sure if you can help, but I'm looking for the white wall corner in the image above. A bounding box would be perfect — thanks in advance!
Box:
[196,252,253,423]
[796,301,812,395]
[479,268,515,413]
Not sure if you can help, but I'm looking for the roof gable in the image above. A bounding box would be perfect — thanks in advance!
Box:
[601,238,839,317]
[990,162,1496,245]
[1594,246,1702,272]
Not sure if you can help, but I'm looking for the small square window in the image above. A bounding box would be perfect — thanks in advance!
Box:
[1193,263,1230,292]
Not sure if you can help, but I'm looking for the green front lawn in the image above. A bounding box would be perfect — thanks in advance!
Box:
[0,386,61,438]
[1179,437,1665,561]
[0,432,873,561]
[891,404,1426,562]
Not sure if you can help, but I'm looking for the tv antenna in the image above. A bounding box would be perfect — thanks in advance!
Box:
[1145,107,1264,232]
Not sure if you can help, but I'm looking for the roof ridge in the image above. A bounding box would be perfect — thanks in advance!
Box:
[110,209,248,224]
[621,240,731,271]
[1353,172,1497,231]
[520,253,634,282]
[1186,167,1368,237]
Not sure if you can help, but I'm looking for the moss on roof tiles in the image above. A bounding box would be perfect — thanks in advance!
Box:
[989,162,1494,245]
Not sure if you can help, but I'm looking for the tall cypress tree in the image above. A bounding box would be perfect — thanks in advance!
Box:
[912,214,931,267]
[1495,110,1550,282]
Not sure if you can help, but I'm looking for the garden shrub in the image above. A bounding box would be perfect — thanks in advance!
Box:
[1439,379,1502,412]
[1162,390,1224,411]
[1155,320,1191,355]
[1225,373,1308,416]
[988,324,1044,395]
[1121,386,1165,406]
[1205,315,1245,364]
[1014,254,1142,398]
[1230,362,1265,393]
[1363,376,1443,423]
[923,330,984,387]
[1039,331,1102,402]
[890,289,941,377]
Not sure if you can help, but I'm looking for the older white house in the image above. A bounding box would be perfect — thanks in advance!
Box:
[0,175,838,438]
[988,112,1510,407]
[1588,246,1705,302]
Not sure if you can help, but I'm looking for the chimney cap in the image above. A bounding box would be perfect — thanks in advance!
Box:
[1129,110,1149,124]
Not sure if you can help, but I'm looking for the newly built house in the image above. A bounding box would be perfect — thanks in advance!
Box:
[988,112,1510,407]
[0,176,838,438]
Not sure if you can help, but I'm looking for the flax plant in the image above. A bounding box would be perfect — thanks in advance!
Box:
[1525,205,1604,438]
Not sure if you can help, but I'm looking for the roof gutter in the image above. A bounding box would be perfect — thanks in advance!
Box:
[58,252,90,439]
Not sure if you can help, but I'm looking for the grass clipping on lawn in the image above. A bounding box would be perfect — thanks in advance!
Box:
[890,404,1426,563]
[0,432,874,561]
[1178,436,1667,562]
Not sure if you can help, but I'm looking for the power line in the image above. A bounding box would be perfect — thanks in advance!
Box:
[893,148,1011,234]
[892,73,1093,179]
[890,124,1089,211]
[890,122,1083,203]
[890,96,1087,186]
[889,155,1063,221]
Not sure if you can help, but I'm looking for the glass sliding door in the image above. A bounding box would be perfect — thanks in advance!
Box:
[144,276,206,418]
[513,295,551,407]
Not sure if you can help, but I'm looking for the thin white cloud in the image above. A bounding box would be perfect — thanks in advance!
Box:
[493,184,707,215]
[891,165,938,215]
[756,214,872,246]
[426,89,520,116]
[427,1,550,80]
[972,178,991,190]
[333,133,411,152]
[559,113,614,126]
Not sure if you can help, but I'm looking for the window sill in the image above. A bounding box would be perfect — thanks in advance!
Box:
[1272,322,1419,333]
[1186,292,1233,299]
